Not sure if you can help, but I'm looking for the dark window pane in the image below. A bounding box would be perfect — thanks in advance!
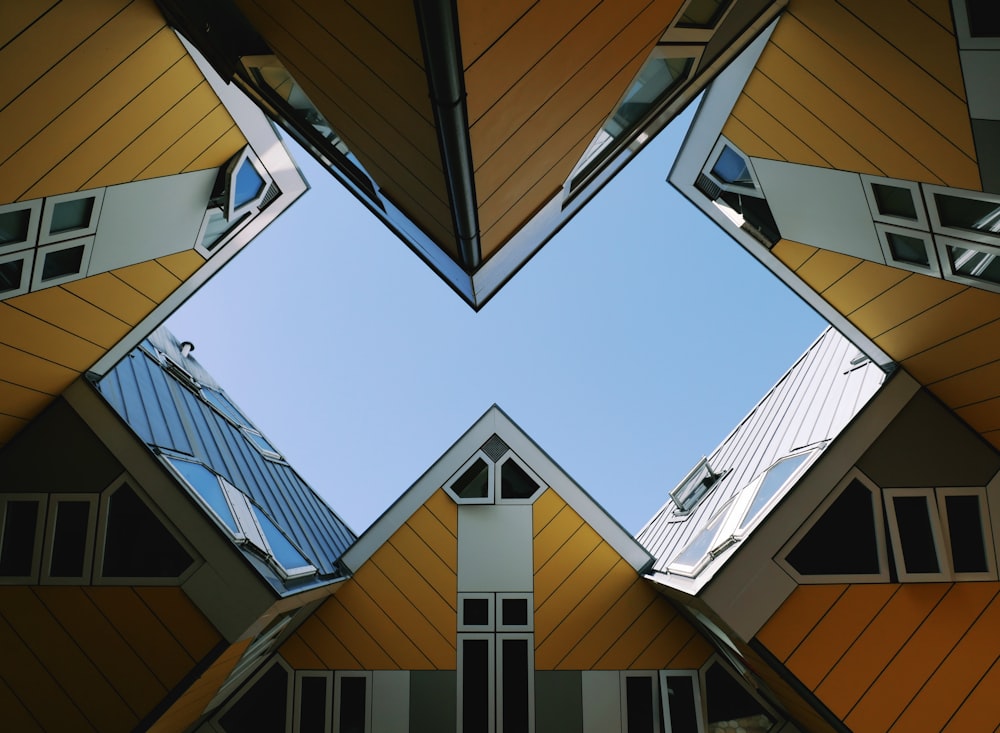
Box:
[251,505,312,572]
[167,458,240,534]
[464,597,490,626]
[967,0,1000,36]
[41,244,85,282]
[935,193,1000,235]
[219,663,289,733]
[678,0,730,27]
[872,184,918,219]
[49,500,90,577]
[453,459,489,499]
[886,232,930,266]
[946,244,1000,285]
[664,675,700,733]
[718,191,782,245]
[0,209,30,245]
[102,484,193,578]
[787,480,882,576]
[893,495,940,574]
[500,459,541,500]
[462,639,490,733]
[704,662,774,730]
[0,500,39,576]
[502,598,529,627]
[625,676,655,733]
[945,494,989,574]
[0,258,24,293]
[234,159,266,208]
[712,146,753,186]
[501,638,530,733]
[298,675,329,733]
[50,197,94,234]
[339,676,367,733]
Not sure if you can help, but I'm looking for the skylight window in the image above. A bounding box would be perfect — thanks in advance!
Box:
[736,450,814,533]
[668,500,732,577]
[202,387,248,426]
[670,457,722,513]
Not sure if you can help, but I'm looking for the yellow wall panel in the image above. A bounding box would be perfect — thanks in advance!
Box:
[929,360,1000,409]
[63,273,156,327]
[730,94,828,169]
[595,591,678,669]
[290,614,362,670]
[821,261,909,316]
[534,524,603,607]
[7,287,131,350]
[903,318,1000,385]
[388,523,458,609]
[771,239,817,270]
[139,108,237,181]
[910,0,953,31]
[559,579,656,669]
[532,488,563,535]
[0,1,57,49]
[722,115,783,161]
[956,397,1000,434]
[794,249,861,293]
[457,0,535,68]
[851,274,964,338]
[0,343,77,397]
[424,488,458,538]
[631,613,696,670]
[756,584,848,662]
[0,381,53,420]
[0,304,104,371]
[157,249,206,281]
[312,595,396,669]
[279,633,325,670]
[813,584,948,718]
[534,540,619,630]
[533,504,585,572]
[185,126,247,173]
[665,633,714,670]
[111,261,182,302]
[844,583,998,733]
[344,0,423,66]
[942,657,1000,732]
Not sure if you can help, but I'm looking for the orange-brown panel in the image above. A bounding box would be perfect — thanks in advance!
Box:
[534,504,585,572]
[20,57,205,201]
[63,273,157,327]
[404,507,459,577]
[0,676,43,733]
[929,360,1000,409]
[457,0,535,68]
[136,587,220,661]
[312,594,397,669]
[666,633,714,670]
[0,611,94,732]
[753,43,934,180]
[83,586,197,690]
[902,318,1000,385]
[7,287,131,350]
[630,612,696,670]
[558,576,656,670]
[534,523,603,605]
[911,0,954,31]
[845,583,999,733]
[821,261,909,315]
[0,1,58,49]
[730,94,828,169]
[794,249,862,293]
[279,631,325,670]
[850,274,965,338]
[785,584,897,690]
[771,11,979,187]
[756,584,848,662]
[139,107,237,181]
[111,260,182,302]
[157,249,205,281]
[464,0,602,124]
[876,287,1000,361]
[344,0,424,65]
[535,539,618,635]
[813,584,948,717]
[424,488,458,538]
[721,115,784,162]
[0,343,76,396]
[956,397,1000,434]
[793,0,973,153]
[942,654,1000,733]
[185,126,247,173]
[0,304,104,371]
[388,523,458,609]
[289,613,361,670]
[771,238,817,270]
[0,586,138,731]
[596,592,678,669]
[0,381,54,420]
[0,26,185,204]
[34,586,167,719]
[889,591,1000,732]
[839,0,965,100]
[532,488,563,535]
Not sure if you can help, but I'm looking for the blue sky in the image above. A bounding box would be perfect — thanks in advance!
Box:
[167,104,823,536]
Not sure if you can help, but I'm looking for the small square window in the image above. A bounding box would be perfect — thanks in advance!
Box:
[886,231,929,265]
[935,236,1000,292]
[464,598,490,626]
[50,197,94,235]
[967,0,1000,37]
[0,209,31,246]
[876,224,940,276]
[862,175,927,228]
[31,238,93,290]
[872,183,918,220]
[0,257,25,294]
[501,597,529,628]
[41,243,85,282]
[38,190,103,245]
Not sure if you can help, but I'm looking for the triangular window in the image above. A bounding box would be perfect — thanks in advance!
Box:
[101,483,194,580]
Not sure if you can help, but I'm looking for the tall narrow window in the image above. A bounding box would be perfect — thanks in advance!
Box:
[459,636,494,733]
[885,489,946,581]
[660,671,704,733]
[498,636,531,733]
[937,488,995,579]
[622,673,660,733]
[335,673,371,733]
[46,497,96,580]
[0,496,43,580]
[294,672,331,733]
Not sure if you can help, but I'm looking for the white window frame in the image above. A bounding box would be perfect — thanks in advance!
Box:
[0,199,42,252]
[934,234,1000,293]
[861,174,929,229]
[777,469,891,584]
[293,670,332,733]
[496,633,535,733]
[952,0,1000,50]
[241,427,284,462]
[225,146,272,221]
[667,497,735,578]
[703,137,763,196]
[670,457,723,514]
[875,223,941,276]
[936,486,997,581]
[445,450,495,505]
[497,592,533,632]
[31,235,95,289]
[659,670,705,733]
[884,488,950,582]
[0,248,34,301]
[495,452,545,504]
[37,188,105,245]
[924,184,1000,246]
[458,633,496,733]
[0,493,47,584]
[333,670,373,733]
[665,0,737,43]
[194,207,252,258]
[727,446,821,541]
[458,592,495,631]
[620,670,662,733]
[40,493,98,585]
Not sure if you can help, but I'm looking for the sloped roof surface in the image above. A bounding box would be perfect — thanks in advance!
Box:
[97,326,356,578]
[638,327,885,574]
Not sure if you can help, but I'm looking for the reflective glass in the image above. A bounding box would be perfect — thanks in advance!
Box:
[886,231,929,266]
[453,458,490,499]
[234,159,265,209]
[41,244,84,281]
[739,453,811,530]
[252,504,312,572]
[0,209,30,245]
[935,193,1000,235]
[167,458,240,533]
[947,243,1000,285]
[712,146,753,186]
[50,197,94,234]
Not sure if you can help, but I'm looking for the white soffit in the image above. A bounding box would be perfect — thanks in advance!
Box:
[89,170,217,274]
[752,159,884,263]
[457,504,533,592]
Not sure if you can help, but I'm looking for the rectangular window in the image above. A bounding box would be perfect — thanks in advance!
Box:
[670,457,722,513]
[935,236,1000,293]
[621,672,661,733]
[885,489,947,581]
[31,237,94,289]
[875,223,940,276]
[459,593,495,631]
[296,673,331,733]
[925,185,1000,244]
[38,190,104,245]
[44,496,97,582]
[660,671,704,733]
[334,672,371,733]
[0,496,45,581]
[0,199,42,250]
[459,635,494,733]
[938,488,996,580]
[497,635,532,733]
[0,251,31,298]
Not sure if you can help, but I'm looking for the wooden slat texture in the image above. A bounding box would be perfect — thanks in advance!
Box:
[876,288,1000,361]
[456,0,534,68]
[794,249,862,293]
[756,585,848,662]
[62,273,157,326]
[157,249,205,280]
[0,304,104,370]
[111,260,182,302]
[0,676,44,733]
[821,261,909,315]
[135,587,220,661]
[7,287,132,350]
[942,659,1000,732]
[0,1,58,49]
[0,381,56,419]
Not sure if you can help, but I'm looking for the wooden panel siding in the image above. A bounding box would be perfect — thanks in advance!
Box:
[281,489,458,671]
[724,0,979,188]
[532,490,709,671]
[757,583,1000,733]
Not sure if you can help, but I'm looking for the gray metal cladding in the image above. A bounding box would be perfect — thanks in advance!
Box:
[96,328,356,578]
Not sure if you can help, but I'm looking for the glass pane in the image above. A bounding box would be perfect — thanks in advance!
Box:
[0,209,30,245]
[967,0,1000,36]
[671,461,718,512]
[679,0,729,27]
[0,259,24,293]
[339,676,367,733]
[663,674,700,732]
[787,480,882,576]
[501,638,530,733]
[219,663,289,733]
[41,244,85,281]
[199,208,235,251]
[945,494,989,574]
[946,244,1000,285]
[50,197,94,234]
[464,597,490,626]
[886,231,929,266]
[625,676,655,733]
[872,183,918,219]
[935,193,1000,235]
[0,500,38,576]
[167,458,240,534]
[462,639,491,733]
[739,453,811,530]
[298,675,329,733]
[500,459,541,499]
[202,388,247,426]
[246,430,279,455]
[502,597,529,627]
[453,458,490,499]
[49,500,90,577]
[712,146,753,186]
[704,662,775,731]
[234,159,266,209]
[252,505,312,572]
[893,495,940,574]
[102,484,193,578]
[671,507,728,570]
